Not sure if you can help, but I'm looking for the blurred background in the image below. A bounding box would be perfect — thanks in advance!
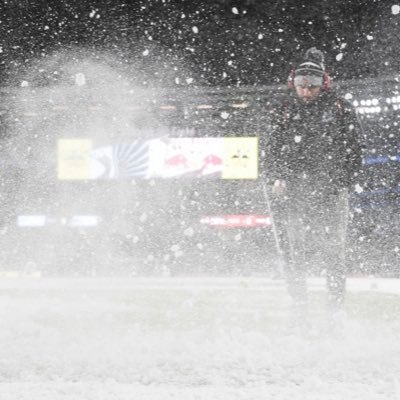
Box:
[0,0,399,85]
[0,0,399,276]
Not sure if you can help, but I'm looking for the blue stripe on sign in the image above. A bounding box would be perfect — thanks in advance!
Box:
[363,154,400,165]
[113,142,149,177]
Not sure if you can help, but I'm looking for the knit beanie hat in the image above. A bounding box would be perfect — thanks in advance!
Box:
[294,47,325,87]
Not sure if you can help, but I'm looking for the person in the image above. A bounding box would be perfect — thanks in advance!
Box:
[265,47,364,316]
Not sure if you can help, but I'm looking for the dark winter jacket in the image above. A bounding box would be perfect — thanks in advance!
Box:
[266,90,363,196]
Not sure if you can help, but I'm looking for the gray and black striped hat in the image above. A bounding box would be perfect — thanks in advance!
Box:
[294,47,325,87]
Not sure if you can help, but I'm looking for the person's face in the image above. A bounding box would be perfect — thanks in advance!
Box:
[295,85,321,104]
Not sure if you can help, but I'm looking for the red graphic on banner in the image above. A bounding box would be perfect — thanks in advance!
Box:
[200,214,272,228]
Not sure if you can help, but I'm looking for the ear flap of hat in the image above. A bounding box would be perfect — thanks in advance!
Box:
[322,72,331,91]
[287,69,295,89]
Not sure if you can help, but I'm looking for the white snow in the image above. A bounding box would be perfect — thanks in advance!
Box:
[1,276,400,399]
[220,111,230,119]
[392,5,400,15]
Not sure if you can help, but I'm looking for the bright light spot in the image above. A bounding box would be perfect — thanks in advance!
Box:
[392,5,400,15]
[340,42,347,49]
[89,10,96,18]
[74,73,86,86]
[20,81,29,87]
[258,33,264,39]
[184,227,194,237]
[372,98,379,106]
[139,213,147,223]
[171,244,180,252]
[142,49,149,56]
[344,93,353,100]
[294,135,302,143]
[336,53,343,61]
[355,184,364,193]
[192,26,199,34]
[366,35,374,40]
[221,111,230,119]
[232,7,239,14]
[185,77,194,84]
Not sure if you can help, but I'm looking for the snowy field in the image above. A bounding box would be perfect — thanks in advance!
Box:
[1,276,400,400]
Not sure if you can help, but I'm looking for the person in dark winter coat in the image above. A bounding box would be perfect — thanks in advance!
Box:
[266,47,364,312]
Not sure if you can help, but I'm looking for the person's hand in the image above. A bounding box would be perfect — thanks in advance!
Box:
[271,179,287,196]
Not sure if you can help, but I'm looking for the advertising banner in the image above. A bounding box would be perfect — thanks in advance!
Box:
[57,137,258,180]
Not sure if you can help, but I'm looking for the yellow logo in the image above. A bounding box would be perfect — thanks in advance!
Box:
[222,137,258,179]
[57,139,92,180]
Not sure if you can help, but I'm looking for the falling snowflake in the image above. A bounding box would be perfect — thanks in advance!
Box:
[221,111,230,119]
[355,183,364,193]
[392,5,400,15]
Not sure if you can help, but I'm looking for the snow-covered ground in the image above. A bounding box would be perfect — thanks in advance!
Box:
[1,276,400,400]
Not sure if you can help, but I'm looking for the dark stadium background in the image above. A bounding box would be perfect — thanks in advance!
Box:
[0,0,397,86]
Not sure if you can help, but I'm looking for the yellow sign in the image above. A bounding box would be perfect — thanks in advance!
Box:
[222,137,258,179]
[57,139,92,180]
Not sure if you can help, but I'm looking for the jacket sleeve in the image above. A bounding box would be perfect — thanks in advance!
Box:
[340,100,365,189]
